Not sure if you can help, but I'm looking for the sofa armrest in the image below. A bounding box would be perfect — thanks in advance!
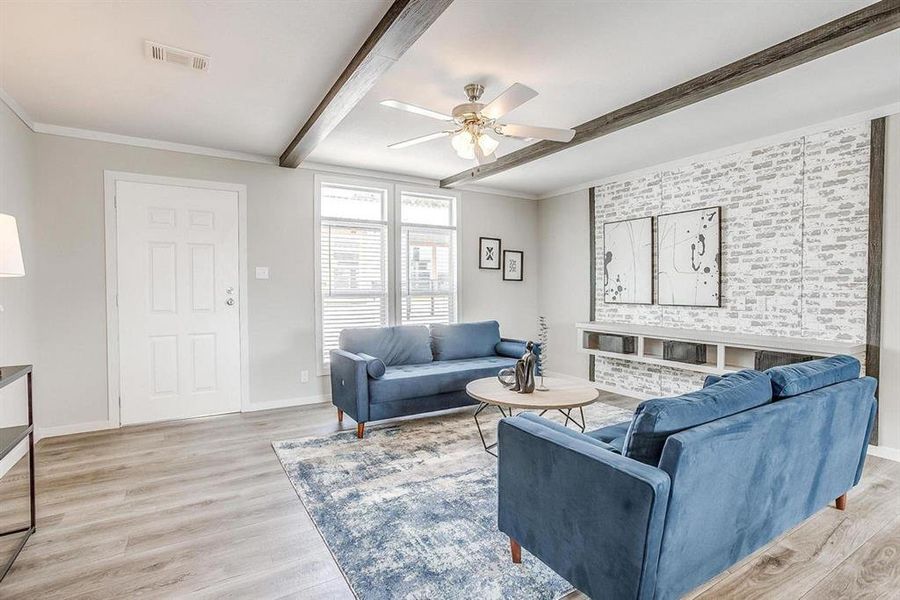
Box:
[329,349,369,423]
[498,413,669,600]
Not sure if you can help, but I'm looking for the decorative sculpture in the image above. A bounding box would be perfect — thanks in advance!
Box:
[511,341,537,394]
[497,367,516,388]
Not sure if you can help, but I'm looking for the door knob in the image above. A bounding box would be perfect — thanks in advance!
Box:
[226,298,235,306]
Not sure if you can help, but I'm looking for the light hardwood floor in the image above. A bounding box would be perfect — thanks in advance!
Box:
[0,396,897,599]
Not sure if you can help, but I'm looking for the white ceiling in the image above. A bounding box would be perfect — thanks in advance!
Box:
[2,1,898,197]
[0,0,392,156]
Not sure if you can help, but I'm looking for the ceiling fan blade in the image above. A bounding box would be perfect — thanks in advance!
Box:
[480,83,538,120]
[496,123,576,143]
[474,144,496,165]
[380,99,454,121]
[387,131,452,149]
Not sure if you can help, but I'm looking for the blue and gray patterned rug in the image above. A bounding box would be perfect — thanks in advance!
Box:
[273,403,632,600]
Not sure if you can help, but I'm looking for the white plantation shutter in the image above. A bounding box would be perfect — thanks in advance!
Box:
[400,191,458,325]
[315,179,459,371]
[318,181,389,367]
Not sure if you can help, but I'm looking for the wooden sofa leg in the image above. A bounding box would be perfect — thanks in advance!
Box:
[337,409,344,423]
[356,423,365,439]
[836,493,847,511]
[510,538,522,564]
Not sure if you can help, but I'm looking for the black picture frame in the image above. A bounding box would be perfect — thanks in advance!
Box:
[656,206,722,307]
[503,250,524,281]
[479,237,501,270]
[602,215,654,305]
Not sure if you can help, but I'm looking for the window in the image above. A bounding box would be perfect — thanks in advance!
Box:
[399,190,457,325]
[315,177,459,371]
[317,179,390,369]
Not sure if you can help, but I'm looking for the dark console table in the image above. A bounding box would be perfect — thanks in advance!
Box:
[0,365,35,581]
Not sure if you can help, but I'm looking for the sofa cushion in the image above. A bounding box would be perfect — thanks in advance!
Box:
[339,325,432,367]
[586,420,630,454]
[623,369,773,466]
[766,355,860,399]
[357,353,386,379]
[587,420,630,443]
[430,321,501,361]
[368,356,516,404]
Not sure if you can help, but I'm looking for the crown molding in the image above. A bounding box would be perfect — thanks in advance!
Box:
[31,122,278,165]
[0,87,35,130]
[538,102,900,200]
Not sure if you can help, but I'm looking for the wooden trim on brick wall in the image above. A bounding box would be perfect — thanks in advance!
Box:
[867,117,886,445]
[588,187,596,382]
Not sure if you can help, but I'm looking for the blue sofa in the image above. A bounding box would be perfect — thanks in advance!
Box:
[330,320,538,438]
[497,355,876,600]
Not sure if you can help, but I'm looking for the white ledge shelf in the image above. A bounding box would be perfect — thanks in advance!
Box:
[576,322,865,376]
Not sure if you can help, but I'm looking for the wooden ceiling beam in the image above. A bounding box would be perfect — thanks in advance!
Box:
[280,0,453,168]
[439,0,900,188]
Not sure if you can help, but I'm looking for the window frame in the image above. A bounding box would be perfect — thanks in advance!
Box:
[395,184,460,327]
[314,176,461,375]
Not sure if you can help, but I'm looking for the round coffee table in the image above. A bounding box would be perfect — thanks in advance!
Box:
[465,376,600,456]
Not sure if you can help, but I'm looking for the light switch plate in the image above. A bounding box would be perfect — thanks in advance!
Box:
[300,370,309,383]
[255,267,269,280]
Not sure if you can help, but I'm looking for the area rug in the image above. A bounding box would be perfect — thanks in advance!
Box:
[273,402,632,600]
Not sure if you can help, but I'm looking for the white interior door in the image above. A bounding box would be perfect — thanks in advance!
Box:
[116,180,241,424]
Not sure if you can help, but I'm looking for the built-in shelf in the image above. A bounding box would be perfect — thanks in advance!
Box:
[577,322,865,377]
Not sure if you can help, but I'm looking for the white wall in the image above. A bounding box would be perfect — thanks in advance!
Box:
[0,100,36,429]
[29,132,539,431]
[881,114,900,452]
[537,189,590,379]
[460,189,539,340]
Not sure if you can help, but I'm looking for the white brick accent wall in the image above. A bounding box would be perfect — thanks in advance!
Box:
[592,122,871,396]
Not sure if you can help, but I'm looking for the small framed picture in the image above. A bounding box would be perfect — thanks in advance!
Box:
[503,250,524,281]
[479,237,501,270]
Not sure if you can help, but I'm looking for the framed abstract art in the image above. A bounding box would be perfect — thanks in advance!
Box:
[657,206,721,307]
[603,216,653,304]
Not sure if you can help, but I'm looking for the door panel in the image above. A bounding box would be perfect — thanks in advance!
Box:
[117,180,241,424]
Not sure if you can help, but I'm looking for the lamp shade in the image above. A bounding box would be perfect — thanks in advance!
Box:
[0,213,25,277]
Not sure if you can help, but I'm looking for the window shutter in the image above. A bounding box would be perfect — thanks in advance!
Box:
[399,192,457,326]
[319,219,388,366]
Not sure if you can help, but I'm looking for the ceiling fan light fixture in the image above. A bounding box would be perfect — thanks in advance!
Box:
[451,130,476,160]
[477,133,499,156]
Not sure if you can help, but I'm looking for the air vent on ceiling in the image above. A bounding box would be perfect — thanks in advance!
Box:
[144,40,210,72]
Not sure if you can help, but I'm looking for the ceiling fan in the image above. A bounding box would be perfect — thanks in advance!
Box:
[380,83,576,165]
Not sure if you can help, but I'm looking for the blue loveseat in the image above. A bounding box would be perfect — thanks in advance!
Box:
[497,355,876,600]
[330,320,538,438]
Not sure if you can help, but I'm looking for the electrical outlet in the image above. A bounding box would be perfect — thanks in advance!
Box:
[255,266,269,279]
[300,370,309,383]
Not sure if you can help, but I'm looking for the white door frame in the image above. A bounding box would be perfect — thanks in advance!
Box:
[104,171,250,426]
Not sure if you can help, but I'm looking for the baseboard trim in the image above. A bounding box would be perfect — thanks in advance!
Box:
[868,444,900,463]
[36,420,117,442]
[242,394,331,413]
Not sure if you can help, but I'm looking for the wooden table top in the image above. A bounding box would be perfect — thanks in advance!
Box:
[465,376,600,410]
